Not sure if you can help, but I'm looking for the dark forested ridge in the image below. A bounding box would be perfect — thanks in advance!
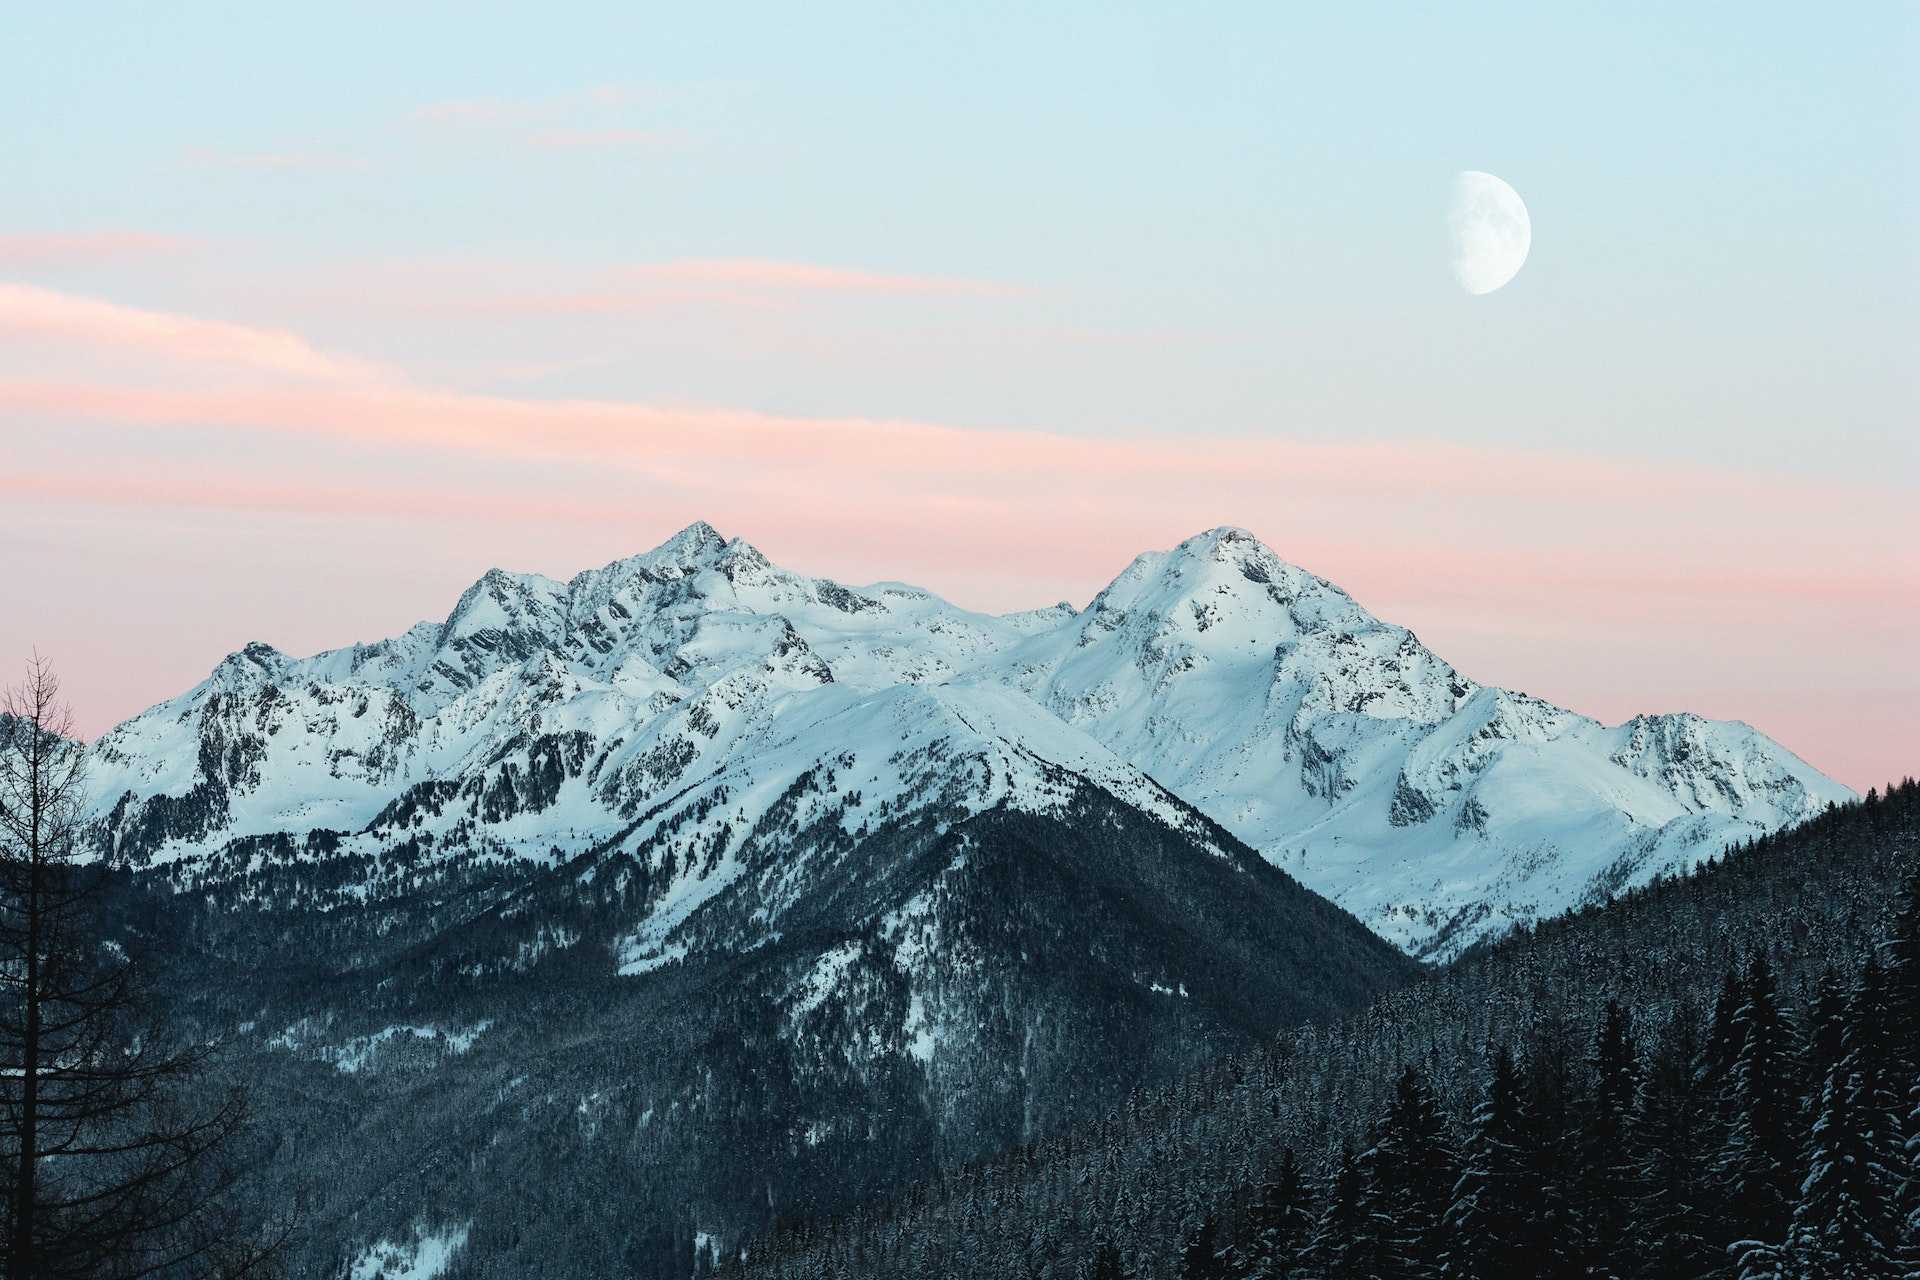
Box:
[122,779,1413,1278]
[729,780,1920,1279]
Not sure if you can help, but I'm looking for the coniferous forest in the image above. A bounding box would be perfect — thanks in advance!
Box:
[728,781,1920,1278]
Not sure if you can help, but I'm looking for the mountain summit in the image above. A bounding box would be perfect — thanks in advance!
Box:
[86,521,1847,958]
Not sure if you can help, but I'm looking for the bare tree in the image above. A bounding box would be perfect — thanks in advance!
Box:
[0,656,280,1279]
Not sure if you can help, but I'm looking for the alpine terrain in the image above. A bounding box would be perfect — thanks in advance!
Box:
[39,520,1856,1276]
[88,521,1847,960]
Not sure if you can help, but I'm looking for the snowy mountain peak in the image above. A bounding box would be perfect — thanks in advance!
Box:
[661,518,727,554]
[440,567,566,640]
[208,640,290,692]
[587,519,736,579]
[83,524,1852,959]
[1177,524,1274,561]
[1089,526,1359,631]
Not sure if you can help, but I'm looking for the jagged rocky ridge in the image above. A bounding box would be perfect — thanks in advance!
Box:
[88,521,1848,960]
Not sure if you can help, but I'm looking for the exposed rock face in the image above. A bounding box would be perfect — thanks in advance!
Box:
[87,521,1848,959]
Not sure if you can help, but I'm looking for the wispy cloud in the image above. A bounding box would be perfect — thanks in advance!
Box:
[0,284,386,383]
[2,361,1907,562]
[4,293,1912,626]
[3,284,1912,789]
[277,257,1022,317]
[0,232,197,269]
[1,285,1904,523]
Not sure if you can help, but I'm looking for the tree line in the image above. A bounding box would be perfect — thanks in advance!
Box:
[727,780,1920,1278]
[1182,921,1919,1277]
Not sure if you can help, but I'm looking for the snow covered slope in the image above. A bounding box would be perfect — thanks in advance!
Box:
[87,522,1034,870]
[987,527,1851,956]
[84,521,1850,958]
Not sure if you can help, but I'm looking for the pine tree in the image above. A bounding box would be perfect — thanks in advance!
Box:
[1180,1212,1228,1280]
[1700,967,1746,1098]
[1080,1213,1125,1280]
[1088,1237,1125,1280]
[1884,869,1920,1061]
[1579,999,1638,1278]
[0,658,283,1279]
[1233,1148,1309,1279]
[1715,950,1803,1261]
[1841,957,1906,1195]
[1346,1151,1395,1280]
[1774,1059,1894,1276]
[1517,1016,1583,1277]
[1354,1065,1455,1279]
[1304,1141,1365,1278]
[1441,1048,1528,1279]
[1626,1003,1718,1279]
[1881,870,1920,1270]
[1729,1237,1787,1280]
[1901,1074,1920,1273]
[1802,968,1850,1110]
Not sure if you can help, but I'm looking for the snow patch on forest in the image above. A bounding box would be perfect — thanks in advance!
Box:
[348,1223,470,1280]
[332,1024,481,1073]
[616,940,690,976]
[902,991,938,1063]
[266,1020,493,1073]
[790,941,862,1019]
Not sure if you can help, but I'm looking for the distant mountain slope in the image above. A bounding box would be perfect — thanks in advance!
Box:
[989,526,1850,955]
[137,755,1414,1278]
[729,781,1920,1280]
[88,520,1848,957]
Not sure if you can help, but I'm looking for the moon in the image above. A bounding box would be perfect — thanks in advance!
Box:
[1449,170,1531,295]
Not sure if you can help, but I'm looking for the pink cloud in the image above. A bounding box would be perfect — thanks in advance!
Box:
[0,232,196,269]
[158,249,1019,325]
[0,467,640,525]
[3,462,1906,619]
[0,284,387,383]
[269,257,1020,317]
[4,370,1911,642]
[1,284,1911,788]
[0,369,1907,529]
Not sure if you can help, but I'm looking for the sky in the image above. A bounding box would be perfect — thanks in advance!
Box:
[1,2,1914,790]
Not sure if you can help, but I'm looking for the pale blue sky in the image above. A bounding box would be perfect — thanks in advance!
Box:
[2,4,1915,787]
[8,2,1914,467]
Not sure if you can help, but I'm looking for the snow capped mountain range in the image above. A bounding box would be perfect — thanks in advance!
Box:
[85,521,1849,959]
